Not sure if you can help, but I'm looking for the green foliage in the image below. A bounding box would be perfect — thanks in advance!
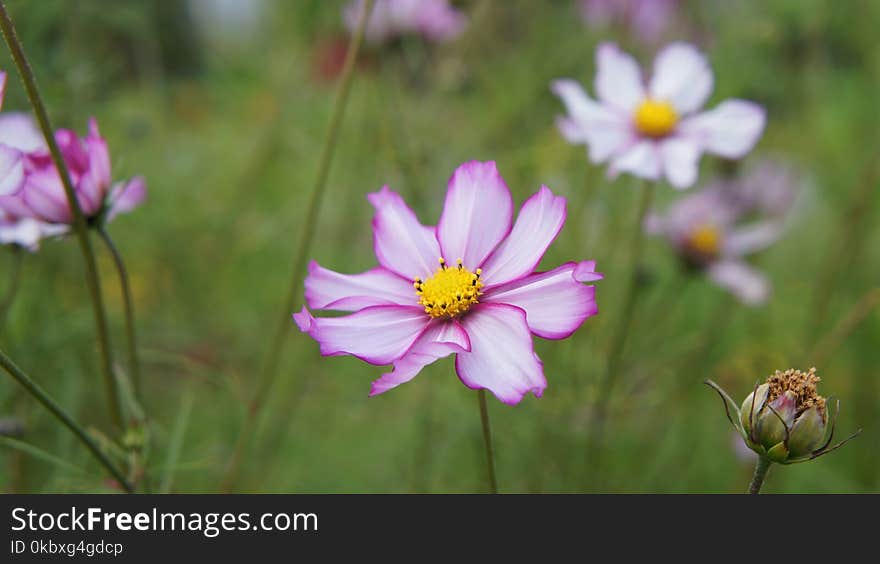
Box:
[0,0,876,493]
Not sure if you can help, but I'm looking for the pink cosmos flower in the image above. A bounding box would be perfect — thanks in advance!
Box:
[0,112,63,250]
[579,0,680,44]
[294,161,602,405]
[0,114,145,231]
[344,0,466,44]
[644,160,798,305]
[551,42,766,189]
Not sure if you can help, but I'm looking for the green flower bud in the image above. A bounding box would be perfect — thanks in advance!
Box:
[707,367,860,466]
[740,383,769,436]
[787,406,826,459]
[754,390,797,452]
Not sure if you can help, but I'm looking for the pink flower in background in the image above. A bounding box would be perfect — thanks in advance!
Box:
[0,112,62,250]
[0,209,67,251]
[552,42,766,189]
[580,0,680,43]
[344,0,466,44]
[295,161,602,405]
[0,114,145,235]
[644,160,799,305]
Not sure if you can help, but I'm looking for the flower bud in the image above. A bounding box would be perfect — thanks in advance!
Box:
[740,383,769,436]
[706,367,860,465]
[787,406,825,459]
[754,390,797,453]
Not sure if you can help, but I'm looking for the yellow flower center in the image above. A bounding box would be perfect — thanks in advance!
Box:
[686,224,721,258]
[414,258,483,319]
[633,99,678,138]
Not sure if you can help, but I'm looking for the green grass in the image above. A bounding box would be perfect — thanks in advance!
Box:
[0,0,877,493]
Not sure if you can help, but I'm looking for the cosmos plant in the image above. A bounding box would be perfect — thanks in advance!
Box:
[579,0,681,44]
[706,368,861,494]
[552,41,765,189]
[344,0,466,45]
[644,160,800,305]
[295,160,601,405]
[295,160,602,491]
[0,113,145,247]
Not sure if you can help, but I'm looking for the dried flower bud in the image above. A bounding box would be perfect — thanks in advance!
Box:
[706,368,860,465]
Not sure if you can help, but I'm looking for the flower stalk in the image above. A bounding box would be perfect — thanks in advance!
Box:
[0,1,122,430]
[477,389,498,494]
[0,348,132,492]
[97,225,143,403]
[748,456,772,494]
[593,182,654,440]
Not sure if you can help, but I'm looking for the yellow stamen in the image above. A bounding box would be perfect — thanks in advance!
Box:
[686,224,721,258]
[633,99,678,138]
[414,257,483,319]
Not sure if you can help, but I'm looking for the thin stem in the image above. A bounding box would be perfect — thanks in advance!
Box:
[96,226,149,492]
[96,226,142,404]
[477,389,498,494]
[0,348,132,492]
[0,2,121,430]
[219,0,375,492]
[0,247,23,331]
[584,182,654,489]
[594,184,654,428]
[748,456,772,494]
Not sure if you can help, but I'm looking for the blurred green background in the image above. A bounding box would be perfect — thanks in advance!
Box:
[0,0,877,493]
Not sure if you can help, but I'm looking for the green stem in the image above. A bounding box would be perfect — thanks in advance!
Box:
[477,389,498,494]
[0,348,132,492]
[0,2,122,430]
[96,226,142,404]
[585,182,654,488]
[219,0,375,492]
[96,226,149,492]
[748,456,772,494]
[0,247,23,331]
[595,183,654,426]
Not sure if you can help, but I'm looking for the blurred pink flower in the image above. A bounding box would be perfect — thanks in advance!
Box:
[552,42,766,189]
[295,161,602,405]
[344,0,466,44]
[579,0,680,43]
[0,114,145,233]
[0,209,66,251]
[644,160,799,305]
[0,111,61,250]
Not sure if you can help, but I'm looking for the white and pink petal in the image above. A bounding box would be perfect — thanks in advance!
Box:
[706,260,770,306]
[723,221,784,257]
[659,136,701,189]
[551,79,634,164]
[437,160,513,269]
[649,42,714,115]
[106,177,146,221]
[294,305,429,365]
[595,43,645,113]
[609,140,662,181]
[369,320,470,397]
[679,100,766,159]
[304,261,417,311]
[455,304,545,405]
[483,261,601,339]
[368,186,441,280]
[481,185,566,287]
